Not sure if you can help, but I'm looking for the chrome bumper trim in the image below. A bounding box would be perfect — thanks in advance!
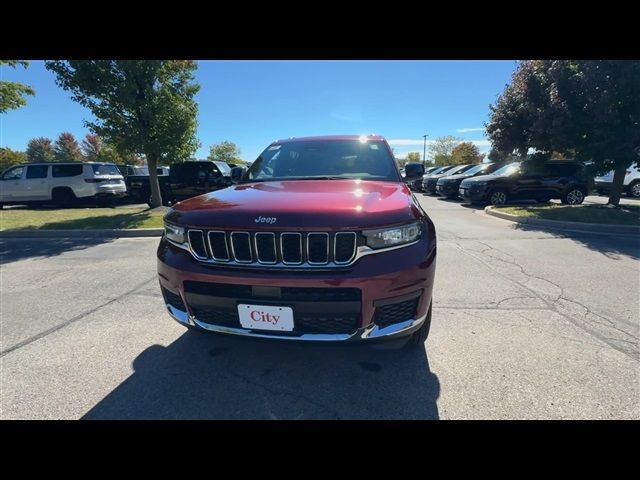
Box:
[166,303,426,342]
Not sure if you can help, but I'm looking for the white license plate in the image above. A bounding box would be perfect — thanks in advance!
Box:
[238,304,294,332]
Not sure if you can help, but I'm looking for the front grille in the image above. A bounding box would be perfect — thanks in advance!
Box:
[296,315,359,334]
[162,287,186,311]
[189,229,358,267]
[191,307,359,335]
[184,281,360,302]
[374,298,419,327]
[192,308,238,327]
[183,282,362,335]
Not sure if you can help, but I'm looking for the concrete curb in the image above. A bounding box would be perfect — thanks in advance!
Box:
[484,207,640,235]
[0,228,163,238]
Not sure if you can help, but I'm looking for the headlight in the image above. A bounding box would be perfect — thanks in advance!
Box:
[363,222,422,249]
[164,222,186,244]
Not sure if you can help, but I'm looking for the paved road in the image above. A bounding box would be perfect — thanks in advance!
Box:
[1,195,638,419]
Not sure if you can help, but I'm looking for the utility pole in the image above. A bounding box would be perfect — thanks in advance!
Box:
[422,134,429,164]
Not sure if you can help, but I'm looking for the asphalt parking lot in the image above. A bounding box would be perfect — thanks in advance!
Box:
[1,195,638,419]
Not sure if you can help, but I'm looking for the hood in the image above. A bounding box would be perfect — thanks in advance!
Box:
[166,180,422,230]
[441,172,477,182]
[461,173,501,185]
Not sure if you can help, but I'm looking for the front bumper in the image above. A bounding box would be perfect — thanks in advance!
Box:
[423,179,439,194]
[165,302,428,342]
[436,181,460,197]
[459,184,488,202]
[157,229,436,343]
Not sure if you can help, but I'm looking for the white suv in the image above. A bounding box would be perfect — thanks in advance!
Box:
[0,162,126,208]
[595,163,640,198]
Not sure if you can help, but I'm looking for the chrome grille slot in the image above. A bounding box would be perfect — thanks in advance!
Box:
[334,232,357,264]
[307,232,329,264]
[187,230,208,259]
[186,229,359,268]
[255,232,277,264]
[230,232,252,262]
[281,233,302,264]
[208,231,229,261]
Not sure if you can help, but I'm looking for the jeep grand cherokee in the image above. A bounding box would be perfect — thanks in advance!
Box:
[157,135,436,347]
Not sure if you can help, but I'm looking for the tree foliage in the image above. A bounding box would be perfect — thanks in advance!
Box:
[0,147,27,171]
[81,134,103,161]
[406,151,421,163]
[487,60,640,206]
[26,137,55,162]
[54,132,83,161]
[433,153,451,166]
[207,140,243,164]
[428,135,462,165]
[45,60,200,207]
[0,60,35,113]
[450,142,483,165]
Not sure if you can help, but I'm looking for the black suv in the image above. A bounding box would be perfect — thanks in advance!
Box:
[435,162,505,198]
[459,160,590,206]
[423,164,475,195]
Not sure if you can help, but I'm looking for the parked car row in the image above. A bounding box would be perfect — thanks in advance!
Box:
[416,160,592,206]
[0,160,237,209]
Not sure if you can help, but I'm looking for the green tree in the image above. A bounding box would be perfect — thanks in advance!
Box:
[54,132,83,161]
[81,134,102,161]
[45,60,200,207]
[26,137,55,162]
[433,153,450,166]
[450,142,482,165]
[428,135,461,164]
[0,147,27,171]
[207,140,244,165]
[0,60,35,113]
[487,60,640,206]
[406,151,421,163]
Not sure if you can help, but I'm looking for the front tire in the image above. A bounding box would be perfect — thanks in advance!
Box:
[561,187,585,205]
[405,302,432,348]
[628,181,640,199]
[487,189,508,206]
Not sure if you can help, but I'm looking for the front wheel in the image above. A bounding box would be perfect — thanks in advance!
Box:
[628,181,640,199]
[404,302,432,348]
[561,187,585,205]
[487,189,508,206]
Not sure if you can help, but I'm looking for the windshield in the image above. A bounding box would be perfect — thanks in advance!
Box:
[461,164,485,176]
[91,164,121,176]
[445,164,472,175]
[244,140,399,182]
[427,167,446,175]
[134,167,149,175]
[492,162,521,176]
[214,162,232,175]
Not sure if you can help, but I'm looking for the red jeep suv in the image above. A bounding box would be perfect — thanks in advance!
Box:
[157,135,436,347]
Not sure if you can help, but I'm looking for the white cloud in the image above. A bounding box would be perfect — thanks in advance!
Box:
[455,127,485,133]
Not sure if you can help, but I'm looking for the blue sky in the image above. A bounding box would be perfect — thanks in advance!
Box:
[1,60,516,160]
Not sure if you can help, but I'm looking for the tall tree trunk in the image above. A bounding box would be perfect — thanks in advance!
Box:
[608,165,627,207]
[146,152,163,208]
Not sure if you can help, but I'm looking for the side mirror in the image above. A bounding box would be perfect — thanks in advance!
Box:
[230,166,243,184]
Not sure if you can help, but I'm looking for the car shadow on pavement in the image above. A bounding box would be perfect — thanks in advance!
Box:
[0,237,118,264]
[513,223,640,260]
[82,332,440,420]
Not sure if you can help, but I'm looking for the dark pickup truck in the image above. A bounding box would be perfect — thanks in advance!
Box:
[118,165,169,203]
[149,161,233,206]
